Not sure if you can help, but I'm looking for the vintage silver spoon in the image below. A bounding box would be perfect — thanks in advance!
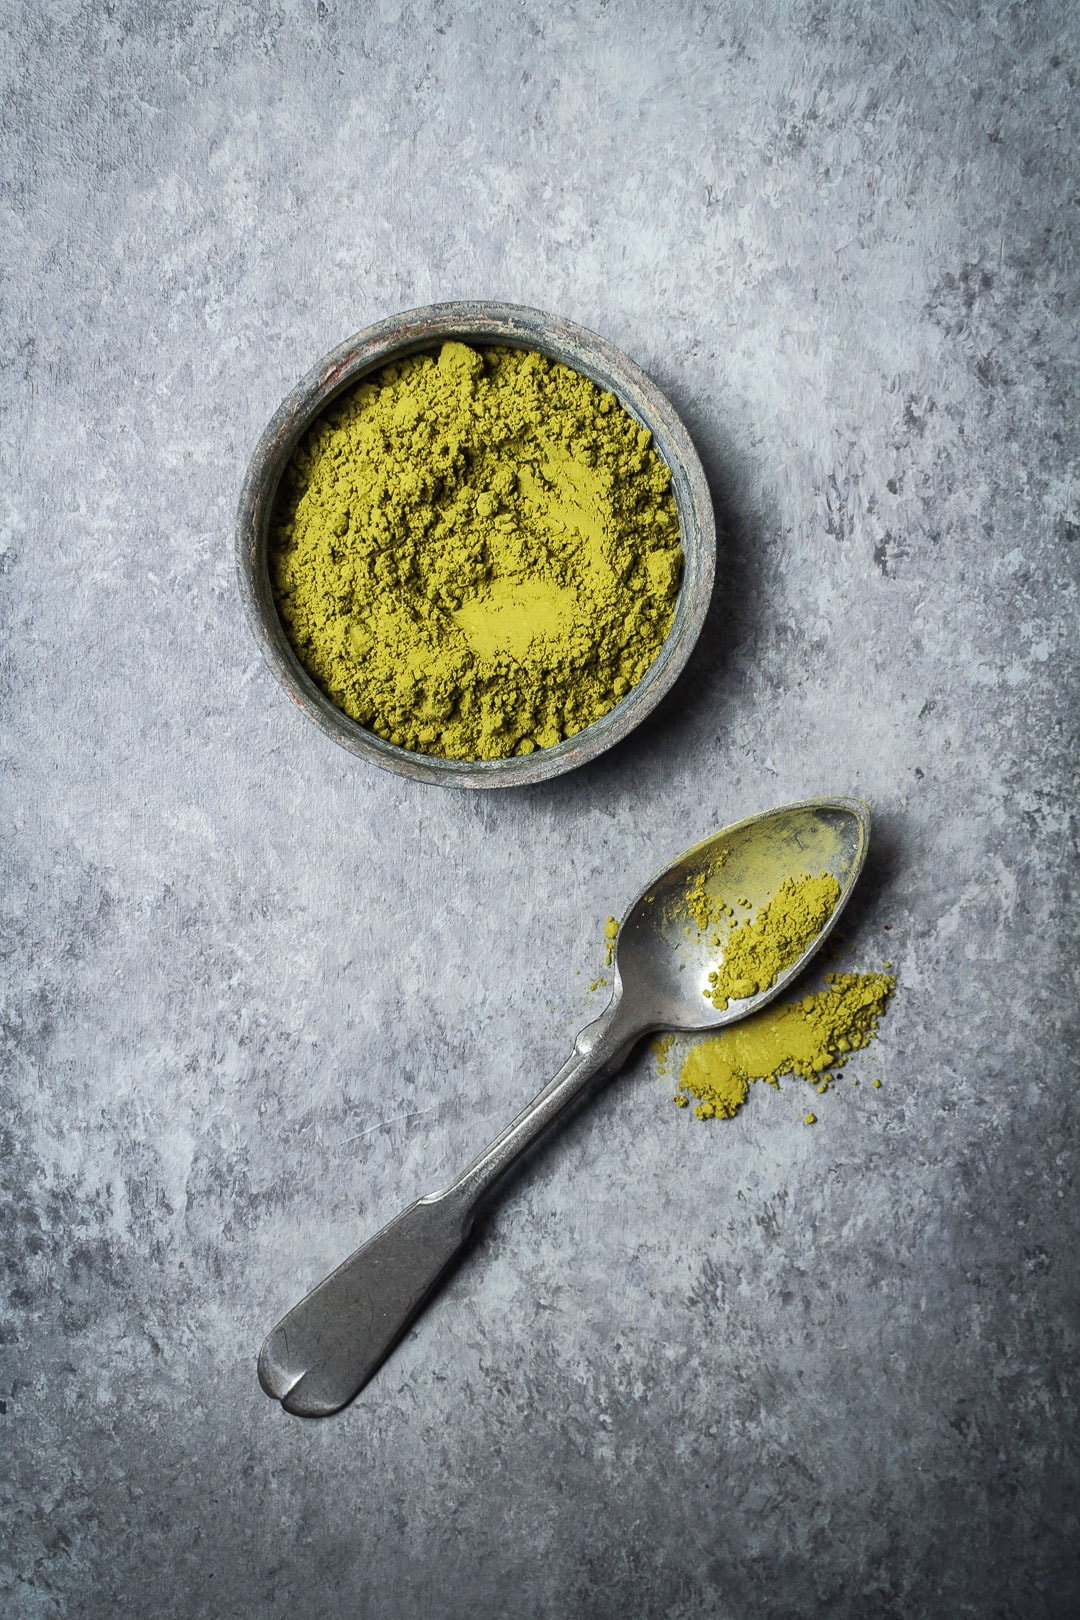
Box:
[258,795,870,1416]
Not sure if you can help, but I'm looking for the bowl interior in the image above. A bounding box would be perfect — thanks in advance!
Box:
[237,302,715,788]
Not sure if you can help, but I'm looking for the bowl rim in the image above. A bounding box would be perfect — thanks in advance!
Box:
[236,300,716,788]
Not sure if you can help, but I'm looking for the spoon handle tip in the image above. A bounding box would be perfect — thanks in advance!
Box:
[258,1191,473,1416]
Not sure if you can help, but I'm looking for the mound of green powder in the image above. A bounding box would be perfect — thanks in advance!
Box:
[271,341,682,760]
[657,972,896,1121]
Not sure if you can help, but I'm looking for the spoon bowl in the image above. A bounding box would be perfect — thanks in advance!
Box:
[258,796,871,1416]
[613,797,870,1031]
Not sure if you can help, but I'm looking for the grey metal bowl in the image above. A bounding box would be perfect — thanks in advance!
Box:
[236,301,715,788]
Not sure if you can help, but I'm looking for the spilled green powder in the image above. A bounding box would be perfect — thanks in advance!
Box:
[659,971,895,1122]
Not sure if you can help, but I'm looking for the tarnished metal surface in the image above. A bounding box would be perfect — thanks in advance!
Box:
[235,301,716,787]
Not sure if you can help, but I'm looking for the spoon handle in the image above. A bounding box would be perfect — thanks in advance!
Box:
[257,1186,475,1417]
[258,1001,639,1416]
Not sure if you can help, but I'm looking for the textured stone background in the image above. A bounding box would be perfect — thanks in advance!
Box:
[3,2,1078,1616]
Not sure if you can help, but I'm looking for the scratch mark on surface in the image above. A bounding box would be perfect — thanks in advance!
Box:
[342,1105,438,1145]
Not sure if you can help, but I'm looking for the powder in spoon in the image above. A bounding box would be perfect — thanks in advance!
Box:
[704,871,841,1010]
[270,341,682,761]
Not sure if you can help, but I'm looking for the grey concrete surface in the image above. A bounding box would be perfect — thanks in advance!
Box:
[3,2,1078,1616]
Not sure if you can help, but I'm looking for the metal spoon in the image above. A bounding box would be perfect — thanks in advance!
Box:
[258,795,869,1416]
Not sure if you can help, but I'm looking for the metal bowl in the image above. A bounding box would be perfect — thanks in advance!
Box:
[236,301,715,788]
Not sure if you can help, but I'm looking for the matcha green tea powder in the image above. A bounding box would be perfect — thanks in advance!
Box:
[271,341,682,760]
